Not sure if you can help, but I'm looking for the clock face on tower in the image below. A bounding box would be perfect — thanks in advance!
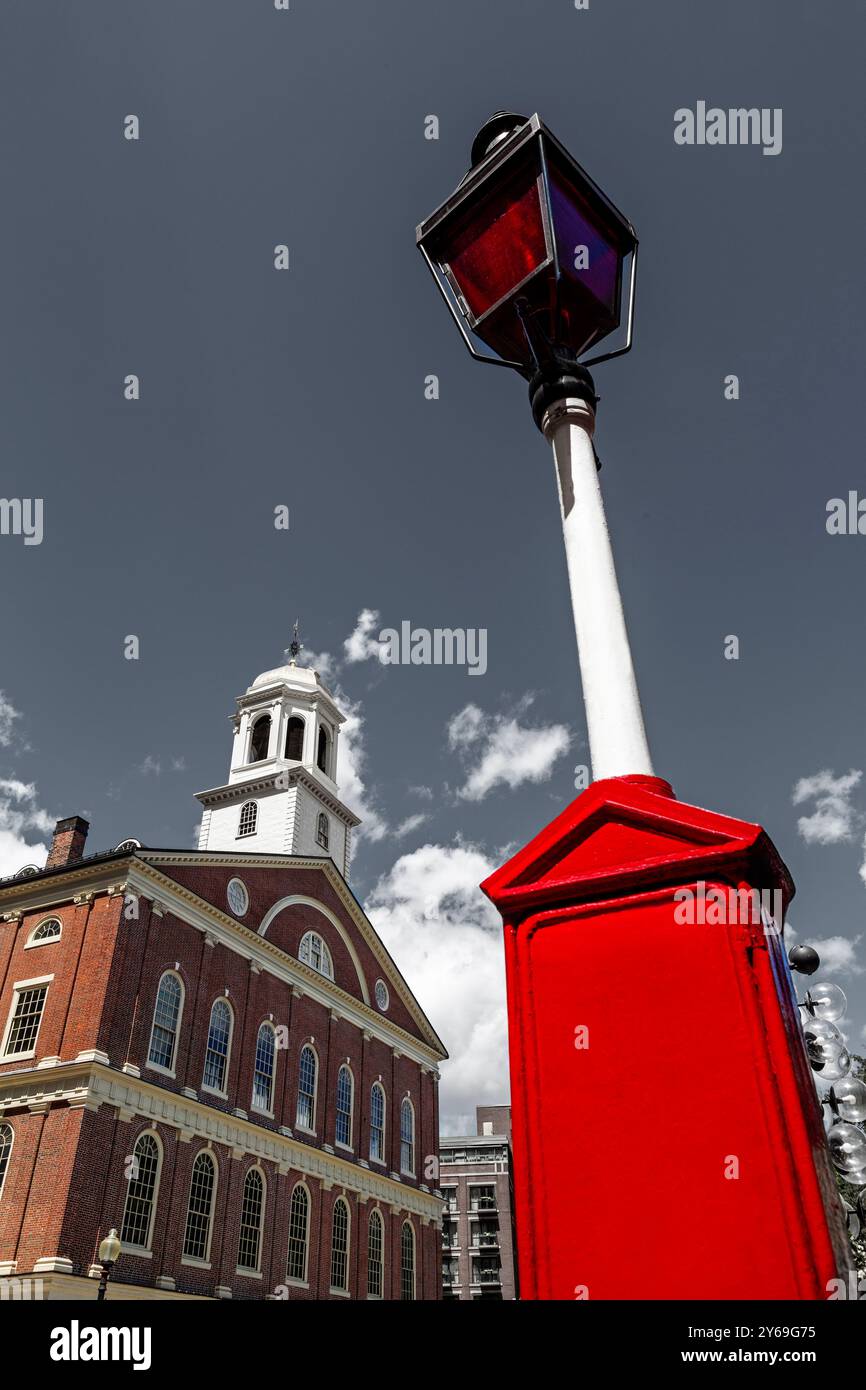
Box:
[227,877,249,918]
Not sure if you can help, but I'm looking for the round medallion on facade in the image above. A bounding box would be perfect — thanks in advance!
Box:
[375,979,389,1011]
[227,877,249,918]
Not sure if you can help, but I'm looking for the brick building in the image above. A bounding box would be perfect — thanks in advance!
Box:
[440,1106,518,1300]
[0,658,446,1300]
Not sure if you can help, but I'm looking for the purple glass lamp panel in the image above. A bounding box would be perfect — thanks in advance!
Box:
[549,175,620,316]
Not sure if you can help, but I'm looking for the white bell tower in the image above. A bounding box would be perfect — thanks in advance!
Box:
[195,646,360,877]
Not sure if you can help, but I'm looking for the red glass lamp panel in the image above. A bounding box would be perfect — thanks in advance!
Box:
[442,168,549,324]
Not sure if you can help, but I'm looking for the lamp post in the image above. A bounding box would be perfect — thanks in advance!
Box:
[417,114,854,1299]
[417,112,649,779]
[96,1228,121,1301]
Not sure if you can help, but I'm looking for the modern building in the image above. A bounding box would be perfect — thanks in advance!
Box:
[440,1106,518,1300]
[0,657,446,1300]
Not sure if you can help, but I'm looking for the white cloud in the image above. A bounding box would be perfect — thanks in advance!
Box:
[367,841,508,1132]
[793,768,862,845]
[447,699,571,802]
[343,608,385,666]
[0,778,54,877]
[409,785,434,801]
[138,755,162,776]
[394,813,428,838]
[808,934,863,977]
[0,692,21,748]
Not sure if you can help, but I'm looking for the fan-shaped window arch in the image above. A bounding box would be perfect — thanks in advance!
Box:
[400,1220,416,1300]
[147,971,184,1073]
[400,1098,415,1175]
[286,1182,310,1283]
[330,1197,350,1292]
[367,1208,384,1298]
[316,812,330,851]
[0,1123,13,1200]
[237,1167,265,1272]
[285,716,305,761]
[27,917,61,947]
[249,714,271,763]
[336,1065,353,1148]
[238,801,258,838]
[202,998,233,1093]
[370,1082,386,1164]
[298,930,333,979]
[252,1022,276,1113]
[120,1131,162,1250]
[182,1150,217,1262]
[296,1044,318,1131]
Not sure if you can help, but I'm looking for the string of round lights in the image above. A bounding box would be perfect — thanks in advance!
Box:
[790,945,866,1242]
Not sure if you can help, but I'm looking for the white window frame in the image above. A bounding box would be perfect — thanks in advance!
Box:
[237,802,258,839]
[24,917,62,949]
[236,1165,266,1277]
[367,1207,385,1300]
[295,1043,319,1134]
[286,1180,311,1287]
[400,1097,416,1177]
[298,931,333,980]
[369,1082,386,1165]
[181,1148,219,1268]
[1,975,53,1061]
[335,1063,354,1151]
[201,997,234,1099]
[0,1122,14,1201]
[120,1129,164,1255]
[251,1021,277,1117]
[329,1196,351,1296]
[146,970,185,1078]
[400,1219,416,1301]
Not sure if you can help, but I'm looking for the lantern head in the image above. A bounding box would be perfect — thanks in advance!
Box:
[417,113,638,378]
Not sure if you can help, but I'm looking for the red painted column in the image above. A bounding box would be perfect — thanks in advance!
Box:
[482,775,853,1300]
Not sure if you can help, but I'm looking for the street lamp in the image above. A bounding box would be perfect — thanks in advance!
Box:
[417,112,649,779]
[96,1228,121,1301]
[417,115,854,1300]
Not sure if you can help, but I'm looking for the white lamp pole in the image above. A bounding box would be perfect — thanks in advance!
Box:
[541,396,653,781]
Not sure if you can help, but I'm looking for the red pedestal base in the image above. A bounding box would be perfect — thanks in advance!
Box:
[481,777,851,1300]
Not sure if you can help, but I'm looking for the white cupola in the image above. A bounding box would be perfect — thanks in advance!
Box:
[195,648,360,877]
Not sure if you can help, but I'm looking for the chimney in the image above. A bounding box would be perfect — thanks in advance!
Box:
[46,815,90,869]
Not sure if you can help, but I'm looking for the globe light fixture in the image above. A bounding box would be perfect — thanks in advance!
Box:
[828,1123,866,1175]
[828,1077,866,1125]
[96,1227,121,1302]
[804,981,848,1022]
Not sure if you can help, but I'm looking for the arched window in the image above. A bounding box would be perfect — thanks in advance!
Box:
[316,812,330,851]
[298,930,333,979]
[249,715,271,763]
[400,1098,415,1175]
[285,716,305,761]
[0,1123,13,1200]
[370,1083,385,1164]
[367,1209,384,1298]
[27,917,61,946]
[238,801,258,838]
[296,1044,317,1131]
[330,1197,350,1292]
[202,999,232,1093]
[286,1183,310,1283]
[400,1221,416,1301]
[317,726,330,774]
[182,1151,216,1262]
[147,972,183,1072]
[237,1168,265,1272]
[336,1065,353,1148]
[252,1023,276,1112]
[120,1132,161,1249]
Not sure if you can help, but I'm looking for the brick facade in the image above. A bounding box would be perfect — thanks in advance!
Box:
[0,844,445,1300]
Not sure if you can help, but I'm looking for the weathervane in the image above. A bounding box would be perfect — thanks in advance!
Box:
[288,618,301,665]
